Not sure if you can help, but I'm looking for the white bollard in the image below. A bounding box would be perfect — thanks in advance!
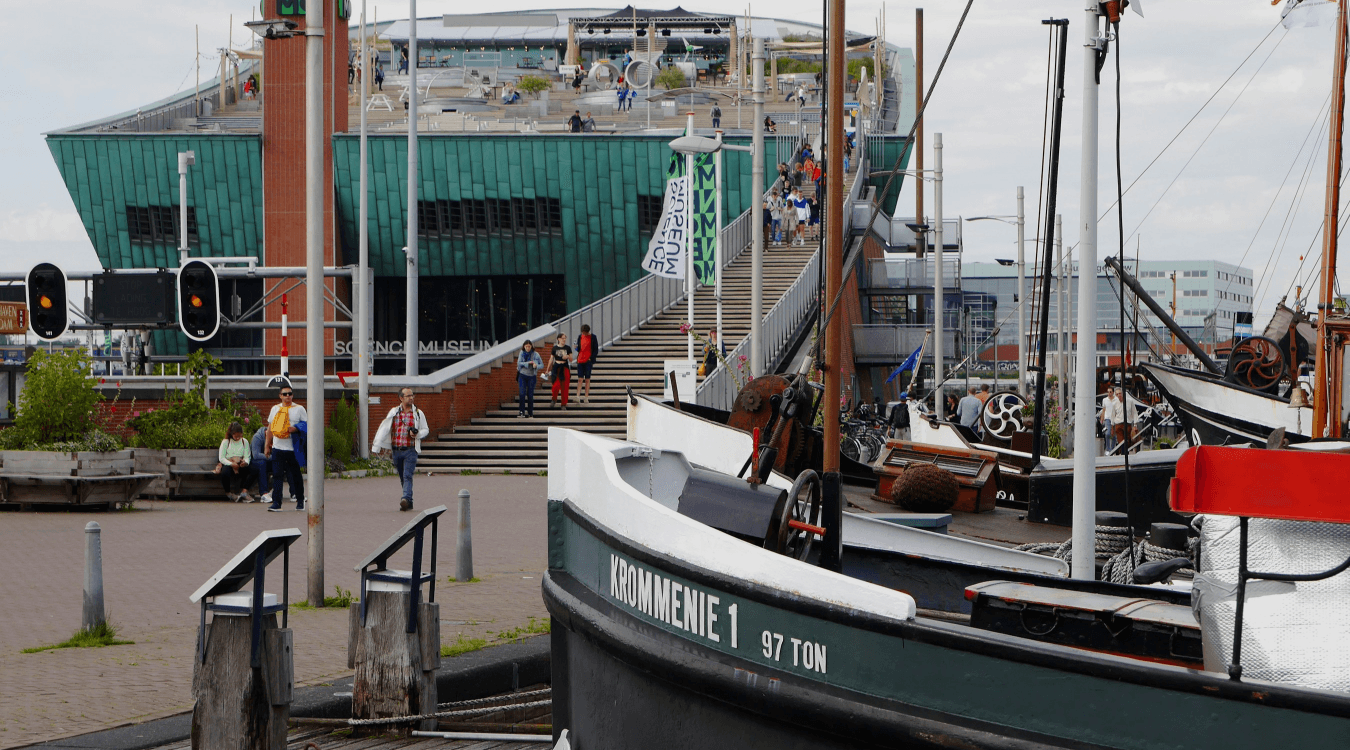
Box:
[83,521,105,631]
[456,489,473,581]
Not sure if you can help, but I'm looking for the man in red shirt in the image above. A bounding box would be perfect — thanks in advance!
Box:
[575,324,599,404]
[373,387,429,511]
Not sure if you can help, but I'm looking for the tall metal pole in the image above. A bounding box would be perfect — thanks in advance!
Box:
[1016,186,1026,393]
[1314,0,1349,438]
[932,132,944,419]
[305,0,327,606]
[686,111,696,362]
[406,0,420,376]
[178,151,193,265]
[914,9,924,253]
[358,0,371,458]
[821,0,846,573]
[1071,4,1103,581]
[715,129,724,345]
[1056,214,1067,435]
[686,152,695,360]
[750,38,765,375]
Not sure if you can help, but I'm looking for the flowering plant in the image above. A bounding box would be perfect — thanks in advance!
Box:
[684,322,752,390]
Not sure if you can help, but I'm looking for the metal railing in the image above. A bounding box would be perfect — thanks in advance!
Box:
[696,152,873,409]
[697,248,822,411]
[866,257,962,290]
[553,199,760,350]
[852,324,957,365]
[75,58,261,134]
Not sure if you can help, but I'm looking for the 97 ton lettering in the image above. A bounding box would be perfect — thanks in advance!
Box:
[607,554,828,674]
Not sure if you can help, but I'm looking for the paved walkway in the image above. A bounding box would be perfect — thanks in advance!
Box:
[0,474,549,749]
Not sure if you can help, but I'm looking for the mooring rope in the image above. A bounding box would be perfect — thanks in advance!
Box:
[345,688,553,727]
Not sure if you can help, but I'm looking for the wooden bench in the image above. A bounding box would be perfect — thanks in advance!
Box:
[166,448,253,500]
[0,450,160,510]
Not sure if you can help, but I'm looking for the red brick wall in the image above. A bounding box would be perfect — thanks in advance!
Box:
[364,356,521,446]
[262,0,349,375]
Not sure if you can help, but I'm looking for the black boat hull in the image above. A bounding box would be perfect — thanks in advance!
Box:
[546,499,1350,749]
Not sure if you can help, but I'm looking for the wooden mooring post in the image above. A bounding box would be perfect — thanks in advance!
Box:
[349,505,448,735]
[188,529,301,750]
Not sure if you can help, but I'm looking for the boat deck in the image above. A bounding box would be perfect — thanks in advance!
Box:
[843,486,1070,548]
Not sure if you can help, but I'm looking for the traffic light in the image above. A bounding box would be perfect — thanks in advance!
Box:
[177,260,220,341]
[26,263,68,340]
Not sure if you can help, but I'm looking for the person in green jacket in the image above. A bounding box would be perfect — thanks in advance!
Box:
[214,422,254,502]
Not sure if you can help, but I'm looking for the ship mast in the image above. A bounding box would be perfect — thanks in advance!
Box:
[1312,0,1348,438]
[820,0,846,573]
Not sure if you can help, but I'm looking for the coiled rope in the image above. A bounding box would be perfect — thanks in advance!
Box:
[1017,527,1194,583]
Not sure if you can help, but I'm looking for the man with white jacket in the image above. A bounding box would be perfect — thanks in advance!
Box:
[372,387,430,511]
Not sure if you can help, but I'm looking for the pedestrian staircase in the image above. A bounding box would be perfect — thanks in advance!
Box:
[417,245,818,473]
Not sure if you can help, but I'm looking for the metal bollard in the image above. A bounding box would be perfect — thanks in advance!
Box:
[83,522,105,631]
[456,489,473,582]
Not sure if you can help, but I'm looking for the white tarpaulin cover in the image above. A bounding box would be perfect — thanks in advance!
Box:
[1194,514,1350,692]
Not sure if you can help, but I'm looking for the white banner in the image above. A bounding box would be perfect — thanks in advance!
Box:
[641,175,689,279]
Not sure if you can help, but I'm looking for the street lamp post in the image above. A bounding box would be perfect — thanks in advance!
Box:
[668,131,757,369]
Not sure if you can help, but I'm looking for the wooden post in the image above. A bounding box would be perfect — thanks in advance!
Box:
[349,591,440,734]
[191,614,292,750]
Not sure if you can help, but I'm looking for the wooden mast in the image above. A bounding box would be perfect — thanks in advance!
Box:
[1313,0,1349,438]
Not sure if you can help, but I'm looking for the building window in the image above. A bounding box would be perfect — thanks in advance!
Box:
[416,197,561,238]
[416,200,441,238]
[638,194,664,233]
[127,205,197,245]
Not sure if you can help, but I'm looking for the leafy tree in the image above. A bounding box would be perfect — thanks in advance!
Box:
[656,66,687,90]
[10,349,103,445]
[515,74,550,97]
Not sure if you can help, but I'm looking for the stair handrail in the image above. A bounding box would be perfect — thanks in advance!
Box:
[695,153,872,409]
[553,190,765,351]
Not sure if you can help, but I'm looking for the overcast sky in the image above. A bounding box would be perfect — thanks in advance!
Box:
[2,1,1341,326]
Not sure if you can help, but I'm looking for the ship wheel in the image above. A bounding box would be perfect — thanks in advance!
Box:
[1225,336,1286,393]
[982,393,1028,440]
[772,470,823,561]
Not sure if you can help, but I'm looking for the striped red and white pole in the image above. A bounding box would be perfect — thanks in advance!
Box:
[280,293,290,377]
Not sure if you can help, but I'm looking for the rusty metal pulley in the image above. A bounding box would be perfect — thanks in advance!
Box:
[1225,335,1286,393]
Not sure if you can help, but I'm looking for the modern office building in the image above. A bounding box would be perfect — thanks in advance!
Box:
[962,259,1255,372]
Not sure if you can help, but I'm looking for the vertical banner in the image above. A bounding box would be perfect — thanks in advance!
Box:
[691,154,718,285]
[641,175,690,279]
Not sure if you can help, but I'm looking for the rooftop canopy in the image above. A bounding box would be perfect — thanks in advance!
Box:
[575,6,735,32]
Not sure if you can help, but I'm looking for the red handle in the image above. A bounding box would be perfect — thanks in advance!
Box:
[787,519,826,536]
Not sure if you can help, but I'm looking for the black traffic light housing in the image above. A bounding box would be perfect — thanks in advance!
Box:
[27,263,68,341]
[177,260,220,341]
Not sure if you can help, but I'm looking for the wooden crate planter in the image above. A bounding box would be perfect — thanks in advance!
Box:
[0,449,160,509]
[134,448,171,497]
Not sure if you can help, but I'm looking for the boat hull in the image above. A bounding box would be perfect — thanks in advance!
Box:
[546,499,1350,749]
[1141,363,1310,446]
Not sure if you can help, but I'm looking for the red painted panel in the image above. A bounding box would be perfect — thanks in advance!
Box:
[1170,445,1350,524]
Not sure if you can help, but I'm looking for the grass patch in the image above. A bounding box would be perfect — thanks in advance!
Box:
[291,586,357,610]
[459,469,482,475]
[440,634,488,658]
[23,622,133,653]
[537,470,548,476]
[496,617,550,642]
[446,576,482,583]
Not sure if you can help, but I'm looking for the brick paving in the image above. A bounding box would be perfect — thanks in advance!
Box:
[0,474,549,749]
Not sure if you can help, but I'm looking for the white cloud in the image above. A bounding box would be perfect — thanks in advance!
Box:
[0,206,90,243]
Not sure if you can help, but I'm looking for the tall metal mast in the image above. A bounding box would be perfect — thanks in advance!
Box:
[1313,0,1349,438]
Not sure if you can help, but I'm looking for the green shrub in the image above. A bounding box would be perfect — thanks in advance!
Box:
[326,395,358,466]
[656,66,687,90]
[516,74,550,96]
[7,349,103,446]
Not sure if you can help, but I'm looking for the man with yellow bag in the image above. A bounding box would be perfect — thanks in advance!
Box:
[263,383,308,512]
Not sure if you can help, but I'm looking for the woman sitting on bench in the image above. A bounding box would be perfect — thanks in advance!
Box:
[214,422,255,502]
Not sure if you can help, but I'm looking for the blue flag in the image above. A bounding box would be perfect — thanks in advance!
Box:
[886,343,924,383]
